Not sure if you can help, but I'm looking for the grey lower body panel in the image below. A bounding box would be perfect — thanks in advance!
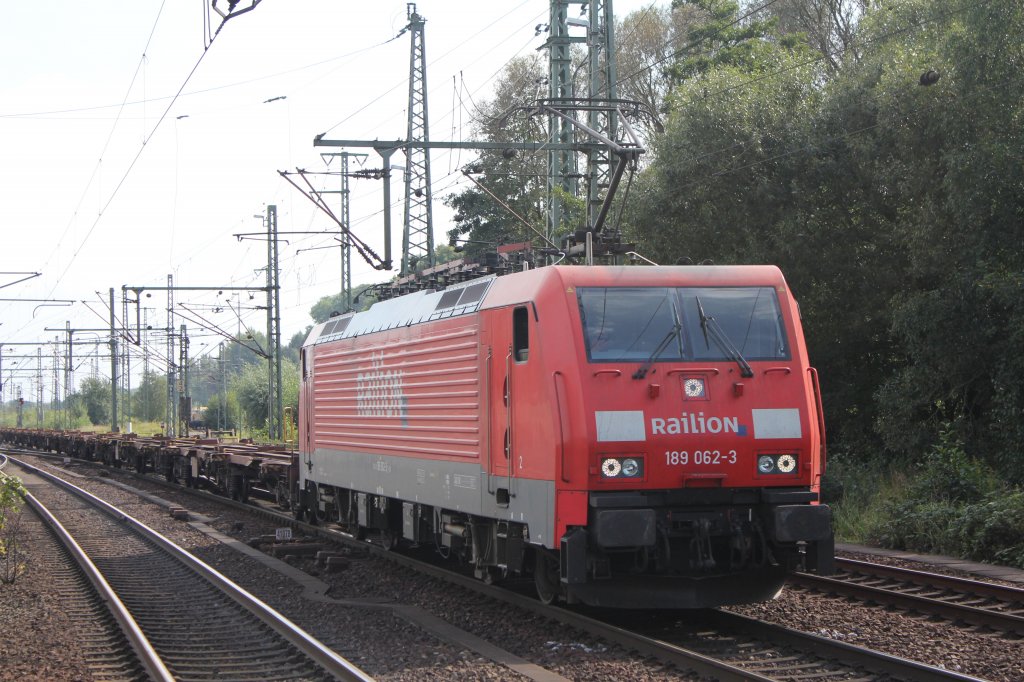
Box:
[301,448,557,546]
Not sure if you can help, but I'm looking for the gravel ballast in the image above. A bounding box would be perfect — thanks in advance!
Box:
[3,455,1023,681]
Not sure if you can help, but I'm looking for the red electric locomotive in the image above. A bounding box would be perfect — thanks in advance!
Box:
[297,264,833,608]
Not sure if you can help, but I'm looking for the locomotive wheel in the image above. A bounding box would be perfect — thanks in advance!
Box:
[534,550,560,604]
[378,529,398,551]
[480,566,506,585]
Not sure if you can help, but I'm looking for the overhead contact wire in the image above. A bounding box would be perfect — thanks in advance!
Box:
[47,11,243,306]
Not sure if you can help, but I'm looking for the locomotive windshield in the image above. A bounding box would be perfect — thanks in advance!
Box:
[578,286,789,363]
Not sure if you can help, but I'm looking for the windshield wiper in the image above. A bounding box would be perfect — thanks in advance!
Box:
[632,309,682,380]
[696,296,711,349]
[695,296,754,378]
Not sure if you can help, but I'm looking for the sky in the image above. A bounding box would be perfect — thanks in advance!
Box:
[0,0,655,401]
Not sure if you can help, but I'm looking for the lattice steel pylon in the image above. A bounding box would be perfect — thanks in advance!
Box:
[36,347,43,426]
[546,0,580,241]
[339,155,353,310]
[400,3,434,276]
[585,0,617,229]
[166,274,176,437]
[545,0,618,237]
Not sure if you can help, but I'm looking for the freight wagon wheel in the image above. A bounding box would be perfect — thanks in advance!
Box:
[534,550,560,604]
[229,474,249,503]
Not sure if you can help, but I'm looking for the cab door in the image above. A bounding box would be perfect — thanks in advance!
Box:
[486,305,530,507]
[300,347,314,469]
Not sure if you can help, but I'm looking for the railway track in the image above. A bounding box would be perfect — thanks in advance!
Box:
[791,557,1024,637]
[2,454,148,680]
[601,606,990,682]
[4,455,371,682]
[2,446,997,681]
[94,463,988,681]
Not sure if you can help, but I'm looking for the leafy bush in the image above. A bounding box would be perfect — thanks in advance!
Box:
[956,492,1024,567]
[824,449,908,544]
[871,500,961,555]
[1,475,27,584]
[832,425,1024,568]
[904,426,1000,505]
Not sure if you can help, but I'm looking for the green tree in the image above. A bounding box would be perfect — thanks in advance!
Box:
[232,362,270,433]
[310,282,381,322]
[615,4,705,140]
[76,376,111,426]
[667,0,779,85]
[629,0,1024,479]
[133,371,167,423]
[205,390,239,431]
[308,245,464,325]
[444,54,550,258]
[748,0,865,72]
[287,328,310,360]
[230,358,299,439]
[864,0,1024,477]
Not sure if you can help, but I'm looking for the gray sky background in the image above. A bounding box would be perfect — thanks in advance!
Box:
[1,0,653,397]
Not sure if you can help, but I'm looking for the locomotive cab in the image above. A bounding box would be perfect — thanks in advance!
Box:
[547,266,834,607]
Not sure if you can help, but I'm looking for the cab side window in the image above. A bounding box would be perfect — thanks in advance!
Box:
[513,306,529,362]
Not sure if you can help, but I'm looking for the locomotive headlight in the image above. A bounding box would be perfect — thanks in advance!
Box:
[621,458,641,477]
[757,454,799,475]
[776,454,797,473]
[601,458,622,477]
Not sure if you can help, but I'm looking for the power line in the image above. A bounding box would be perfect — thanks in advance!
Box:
[658,0,997,175]
[42,6,264,310]
[33,0,169,299]
[318,3,543,138]
[616,0,787,88]
[674,69,1020,192]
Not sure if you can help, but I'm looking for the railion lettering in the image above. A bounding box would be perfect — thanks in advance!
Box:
[650,412,741,436]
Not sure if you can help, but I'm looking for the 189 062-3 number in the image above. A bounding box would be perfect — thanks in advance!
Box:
[664,450,737,466]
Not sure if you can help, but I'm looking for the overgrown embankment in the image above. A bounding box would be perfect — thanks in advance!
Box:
[826,428,1024,569]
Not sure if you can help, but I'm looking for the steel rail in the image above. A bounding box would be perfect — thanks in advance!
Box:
[7,478,175,681]
[11,448,769,681]
[2,444,993,682]
[702,610,987,682]
[834,556,1024,602]
[791,557,1024,636]
[300,519,988,682]
[7,456,374,682]
[186,482,987,682]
